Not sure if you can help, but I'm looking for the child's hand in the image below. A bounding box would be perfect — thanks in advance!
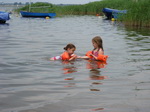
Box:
[73,55,77,59]
[90,54,94,57]
[69,54,77,61]
[90,54,97,60]
[50,57,55,61]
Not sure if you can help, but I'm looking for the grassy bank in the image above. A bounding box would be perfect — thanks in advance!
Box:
[16,0,150,27]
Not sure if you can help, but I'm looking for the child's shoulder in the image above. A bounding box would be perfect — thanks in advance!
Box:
[98,48,104,55]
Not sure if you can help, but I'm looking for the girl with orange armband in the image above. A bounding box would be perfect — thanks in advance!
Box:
[80,36,108,62]
[50,43,77,61]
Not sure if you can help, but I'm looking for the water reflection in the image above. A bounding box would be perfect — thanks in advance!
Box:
[89,69,108,80]
[0,23,9,26]
[62,61,77,87]
[61,60,108,90]
[64,82,76,88]
[86,60,107,69]
[125,26,150,36]
[86,60,107,111]
[62,65,77,75]
[87,61,108,92]
[91,108,104,111]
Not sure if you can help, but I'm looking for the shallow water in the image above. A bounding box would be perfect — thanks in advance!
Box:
[0,7,150,112]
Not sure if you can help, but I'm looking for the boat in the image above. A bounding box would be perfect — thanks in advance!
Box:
[102,8,127,20]
[20,1,56,18]
[20,11,56,18]
[0,11,10,23]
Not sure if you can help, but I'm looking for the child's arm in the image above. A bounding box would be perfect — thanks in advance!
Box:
[77,56,89,59]
[50,56,61,61]
[99,49,104,55]
[69,54,77,61]
[90,54,97,60]
[50,57,55,61]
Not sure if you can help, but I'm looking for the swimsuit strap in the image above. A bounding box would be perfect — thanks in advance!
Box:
[92,48,100,57]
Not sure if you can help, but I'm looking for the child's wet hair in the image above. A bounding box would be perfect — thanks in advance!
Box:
[64,43,76,50]
[92,36,103,50]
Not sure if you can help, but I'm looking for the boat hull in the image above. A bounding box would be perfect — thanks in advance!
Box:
[0,11,10,23]
[20,11,56,18]
[102,8,127,20]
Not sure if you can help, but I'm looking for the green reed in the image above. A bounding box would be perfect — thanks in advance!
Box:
[16,0,150,27]
[56,0,150,27]
[122,0,150,27]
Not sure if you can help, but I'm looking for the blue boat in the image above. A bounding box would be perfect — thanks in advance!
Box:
[20,11,56,18]
[102,8,127,20]
[0,11,10,23]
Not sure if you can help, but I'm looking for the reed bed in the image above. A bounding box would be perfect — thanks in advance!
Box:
[16,0,150,27]
[123,0,150,27]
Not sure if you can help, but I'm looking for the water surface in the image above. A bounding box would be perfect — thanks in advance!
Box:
[0,7,150,112]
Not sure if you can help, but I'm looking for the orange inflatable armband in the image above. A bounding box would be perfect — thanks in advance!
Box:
[85,51,108,62]
[61,52,76,61]
[61,52,70,61]
[85,51,93,59]
[97,54,108,62]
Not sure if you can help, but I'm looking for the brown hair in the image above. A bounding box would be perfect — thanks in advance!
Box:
[64,43,76,50]
[92,36,103,51]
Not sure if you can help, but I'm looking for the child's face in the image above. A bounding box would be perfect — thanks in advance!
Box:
[67,48,76,55]
[92,41,98,49]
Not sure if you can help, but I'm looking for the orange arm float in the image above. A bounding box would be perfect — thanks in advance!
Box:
[85,51,93,59]
[86,51,108,62]
[61,52,70,61]
[61,52,77,61]
[97,54,108,62]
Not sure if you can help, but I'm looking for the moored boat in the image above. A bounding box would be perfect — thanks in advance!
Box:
[102,8,127,20]
[0,11,10,23]
[20,11,56,18]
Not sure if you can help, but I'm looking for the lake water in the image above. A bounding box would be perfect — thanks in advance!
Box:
[0,6,150,112]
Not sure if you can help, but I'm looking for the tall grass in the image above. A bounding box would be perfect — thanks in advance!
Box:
[16,0,150,27]
[123,0,150,27]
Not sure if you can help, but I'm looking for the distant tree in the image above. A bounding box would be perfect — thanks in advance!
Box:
[18,2,22,5]
[14,2,18,5]
[25,2,29,5]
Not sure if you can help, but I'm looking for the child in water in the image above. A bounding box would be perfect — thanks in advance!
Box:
[50,43,77,61]
[80,36,108,62]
